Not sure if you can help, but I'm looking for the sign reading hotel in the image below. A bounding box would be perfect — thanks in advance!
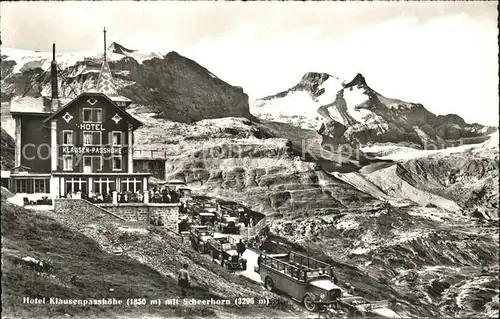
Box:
[79,123,105,130]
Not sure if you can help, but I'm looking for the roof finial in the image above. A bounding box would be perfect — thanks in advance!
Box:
[103,26,107,62]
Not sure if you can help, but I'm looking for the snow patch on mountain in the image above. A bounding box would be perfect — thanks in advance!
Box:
[362,131,498,162]
[2,45,166,75]
[250,92,323,130]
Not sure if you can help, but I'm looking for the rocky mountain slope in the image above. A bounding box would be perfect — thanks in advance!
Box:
[1,127,15,170]
[252,72,495,147]
[1,43,250,123]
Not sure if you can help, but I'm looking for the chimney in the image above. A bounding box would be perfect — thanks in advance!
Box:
[51,43,58,99]
[50,43,60,112]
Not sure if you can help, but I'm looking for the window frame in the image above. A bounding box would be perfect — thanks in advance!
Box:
[120,177,142,193]
[62,130,73,146]
[34,178,50,193]
[112,156,122,171]
[83,131,102,146]
[62,155,73,171]
[82,108,103,123]
[93,177,115,194]
[83,155,103,173]
[15,179,28,193]
[112,131,123,146]
[65,177,88,194]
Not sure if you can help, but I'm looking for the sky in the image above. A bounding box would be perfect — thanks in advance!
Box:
[1,1,498,126]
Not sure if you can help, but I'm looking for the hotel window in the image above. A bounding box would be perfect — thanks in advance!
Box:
[15,179,29,193]
[112,132,123,145]
[112,156,122,171]
[62,130,73,145]
[83,108,102,123]
[94,177,115,193]
[34,178,50,193]
[65,177,88,194]
[63,155,73,171]
[83,156,103,173]
[121,178,142,193]
[83,131,102,146]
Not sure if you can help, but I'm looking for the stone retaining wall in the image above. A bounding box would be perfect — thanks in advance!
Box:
[98,203,180,231]
[54,199,126,223]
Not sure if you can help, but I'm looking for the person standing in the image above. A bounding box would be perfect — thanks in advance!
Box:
[243,213,249,228]
[236,239,246,258]
[178,263,190,297]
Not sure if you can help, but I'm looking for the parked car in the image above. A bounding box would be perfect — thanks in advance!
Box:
[216,212,241,234]
[196,211,217,227]
[319,296,401,318]
[206,236,246,270]
[189,225,214,254]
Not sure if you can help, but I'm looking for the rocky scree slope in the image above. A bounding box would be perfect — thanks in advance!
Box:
[131,108,383,216]
[1,44,250,123]
[267,204,499,318]
[253,72,495,147]
[360,132,499,219]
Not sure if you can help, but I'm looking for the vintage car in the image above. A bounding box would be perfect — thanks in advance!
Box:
[206,236,246,270]
[317,296,401,318]
[216,212,241,234]
[255,251,342,312]
[196,212,217,227]
[189,225,214,254]
[334,296,401,318]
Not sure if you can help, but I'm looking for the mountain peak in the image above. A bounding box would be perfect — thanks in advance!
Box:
[108,42,135,55]
[297,72,332,88]
[343,73,367,89]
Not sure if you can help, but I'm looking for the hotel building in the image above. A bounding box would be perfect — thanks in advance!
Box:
[8,40,151,201]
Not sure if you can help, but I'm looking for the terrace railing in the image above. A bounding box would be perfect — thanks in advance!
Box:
[133,149,169,160]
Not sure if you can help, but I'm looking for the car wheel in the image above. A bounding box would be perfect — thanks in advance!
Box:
[303,293,318,312]
[351,309,366,318]
[210,250,215,261]
[265,277,274,292]
[241,262,247,270]
[198,244,205,254]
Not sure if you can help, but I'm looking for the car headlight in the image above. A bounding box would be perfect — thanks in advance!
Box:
[320,294,326,300]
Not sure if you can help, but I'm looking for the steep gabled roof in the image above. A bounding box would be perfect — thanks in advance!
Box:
[42,92,142,129]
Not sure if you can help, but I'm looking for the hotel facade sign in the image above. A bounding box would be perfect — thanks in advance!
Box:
[62,146,122,155]
[79,123,106,130]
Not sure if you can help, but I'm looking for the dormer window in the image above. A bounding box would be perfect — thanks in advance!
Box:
[83,108,102,123]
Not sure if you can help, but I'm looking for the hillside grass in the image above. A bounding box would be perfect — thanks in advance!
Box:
[1,196,299,318]
[1,199,218,318]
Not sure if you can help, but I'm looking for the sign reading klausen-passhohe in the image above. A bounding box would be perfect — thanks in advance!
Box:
[62,146,122,154]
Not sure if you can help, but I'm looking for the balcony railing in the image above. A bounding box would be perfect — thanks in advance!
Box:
[133,150,169,160]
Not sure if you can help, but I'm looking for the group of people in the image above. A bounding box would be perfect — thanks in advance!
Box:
[149,186,180,203]
[66,186,184,204]
[150,215,165,226]
[82,190,145,204]
[241,212,254,228]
